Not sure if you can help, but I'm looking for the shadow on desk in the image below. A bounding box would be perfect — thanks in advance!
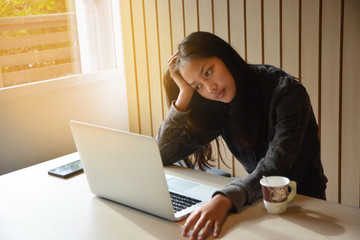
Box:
[219,198,345,239]
[285,205,345,236]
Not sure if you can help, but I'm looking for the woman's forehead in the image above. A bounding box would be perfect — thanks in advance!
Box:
[181,56,220,72]
[179,59,205,79]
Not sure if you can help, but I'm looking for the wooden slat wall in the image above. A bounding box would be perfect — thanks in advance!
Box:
[321,0,342,206]
[341,0,360,207]
[119,0,360,207]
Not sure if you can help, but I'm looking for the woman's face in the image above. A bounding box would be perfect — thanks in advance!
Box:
[179,57,236,103]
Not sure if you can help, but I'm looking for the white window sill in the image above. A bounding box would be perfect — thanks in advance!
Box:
[0,69,123,103]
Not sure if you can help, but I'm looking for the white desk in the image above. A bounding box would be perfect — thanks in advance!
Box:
[1,153,359,240]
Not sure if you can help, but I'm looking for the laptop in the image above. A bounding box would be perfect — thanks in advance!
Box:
[69,120,219,221]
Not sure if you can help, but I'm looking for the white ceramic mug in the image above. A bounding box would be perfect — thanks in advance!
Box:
[259,176,297,214]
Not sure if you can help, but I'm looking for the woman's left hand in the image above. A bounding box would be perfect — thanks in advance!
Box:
[182,194,233,240]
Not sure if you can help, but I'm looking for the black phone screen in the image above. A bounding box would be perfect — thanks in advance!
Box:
[48,159,83,178]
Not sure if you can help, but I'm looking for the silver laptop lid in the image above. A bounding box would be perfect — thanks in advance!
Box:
[69,120,176,221]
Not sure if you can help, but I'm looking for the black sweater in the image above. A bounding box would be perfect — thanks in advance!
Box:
[156,64,328,212]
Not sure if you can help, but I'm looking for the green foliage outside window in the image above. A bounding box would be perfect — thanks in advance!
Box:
[0,0,77,84]
[0,0,67,17]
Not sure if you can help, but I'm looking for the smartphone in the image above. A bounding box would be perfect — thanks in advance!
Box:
[48,159,83,179]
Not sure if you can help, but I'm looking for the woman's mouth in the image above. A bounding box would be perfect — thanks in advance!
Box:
[216,89,225,99]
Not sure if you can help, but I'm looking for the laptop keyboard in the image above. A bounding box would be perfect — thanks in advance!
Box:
[170,192,201,213]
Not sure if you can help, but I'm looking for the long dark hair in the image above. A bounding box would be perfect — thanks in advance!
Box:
[164,31,265,170]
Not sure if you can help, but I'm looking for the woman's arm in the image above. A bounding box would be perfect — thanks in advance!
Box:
[157,52,212,165]
[156,103,198,165]
[168,50,194,112]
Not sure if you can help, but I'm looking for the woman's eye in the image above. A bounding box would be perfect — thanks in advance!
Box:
[205,69,211,77]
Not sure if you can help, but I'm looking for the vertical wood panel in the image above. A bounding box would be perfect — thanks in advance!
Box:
[184,0,198,35]
[263,0,280,67]
[234,158,248,178]
[198,0,213,32]
[213,0,228,42]
[301,0,320,122]
[282,0,299,77]
[341,0,360,207]
[132,0,152,135]
[156,0,172,117]
[144,0,164,136]
[320,0,342,203]
[119,0,139,133]
[229,0,246,58]
[170,0,185,51]
[246,0,262,64]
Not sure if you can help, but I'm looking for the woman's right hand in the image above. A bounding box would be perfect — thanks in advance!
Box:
[168,50,194,112]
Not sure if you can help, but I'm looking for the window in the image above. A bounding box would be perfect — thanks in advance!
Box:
[0,0,119,89]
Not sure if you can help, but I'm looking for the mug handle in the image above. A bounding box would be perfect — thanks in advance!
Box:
[287,181,297,202]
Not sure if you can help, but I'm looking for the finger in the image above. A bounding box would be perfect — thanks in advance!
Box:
[167,50,179,62]
[213,220,221,238]
[190,217,208,240]
[167,50,179,64]
[168,66,184,83]
[167,57,178,76]
[197,219,214,240]
[167,55,177,66]
[182,212,201,237]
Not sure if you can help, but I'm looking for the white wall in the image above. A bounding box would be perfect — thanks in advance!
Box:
[0,73,129,175]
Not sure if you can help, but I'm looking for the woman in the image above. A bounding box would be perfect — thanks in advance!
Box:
[156,31,327,240]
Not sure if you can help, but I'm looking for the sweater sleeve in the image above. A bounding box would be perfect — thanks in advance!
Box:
[215,84,312,212]
[156,102,206,165]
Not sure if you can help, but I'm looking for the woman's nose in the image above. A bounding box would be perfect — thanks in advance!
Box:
[205,82,217,93]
